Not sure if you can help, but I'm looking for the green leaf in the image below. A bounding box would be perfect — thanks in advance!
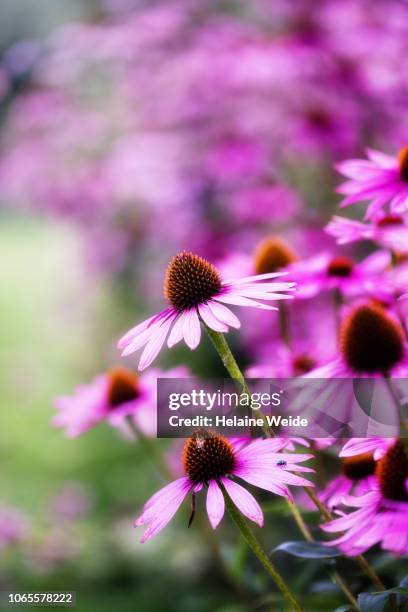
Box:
[272,541,342,559]
[358,586,408,612]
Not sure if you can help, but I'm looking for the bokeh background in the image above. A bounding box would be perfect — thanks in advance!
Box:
[1,1,407,611]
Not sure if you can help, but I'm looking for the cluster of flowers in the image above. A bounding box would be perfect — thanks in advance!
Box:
[1,0,407,595]
[1,0,408,276]
[54,147,408,551]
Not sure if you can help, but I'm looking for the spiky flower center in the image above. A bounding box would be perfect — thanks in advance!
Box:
[398,145,408,182]
[107,367,140,408]
[182,430,236,484]
[327,256,353,277]
[253,236,298,275]
[292,354,316,375]
[163,252,222,311]
[376,440,408,502]
[340,304,404,374]
[376,214,404,228]
[342,453,376,480]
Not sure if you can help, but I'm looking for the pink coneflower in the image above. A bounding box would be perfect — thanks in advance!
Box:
[321,440,408,555]
[53,366,185,437]
[118,252,295,370]
[319,452,377,510]
[0,505,30,551]
[287,251,392,300]
[306,302,408,378]
[134,431,314,542]
[326,214,408,252]
[297,305,406,436]
[336,147,408,219]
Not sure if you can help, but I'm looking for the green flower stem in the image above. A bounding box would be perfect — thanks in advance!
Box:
[204,325,252,397]
[126,417,173,481]
[221,483,303,612]
[204,325,273,440]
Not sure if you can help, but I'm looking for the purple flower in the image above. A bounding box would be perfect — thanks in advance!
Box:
[287,251,392,300]
[0,505,30,551]
[336,147,408,219]
[118,252,295,370]
[53,366,186,437]
[321,440,408,555]
[134,431,314,542]
[326,214,408,252]
[305,302,408,378]
[319,452,377,510]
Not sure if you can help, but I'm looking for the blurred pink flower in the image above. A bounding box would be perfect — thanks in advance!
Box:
[305,302,408,378]
[321,440,408,555]
[48,484,92,522]
[135,432,314,542]
[336,147,408,219]
[0,505,30,551]
[53,366,186,437]
[319,452,377,510]
[326,214,408,252]
[288,251,392,300]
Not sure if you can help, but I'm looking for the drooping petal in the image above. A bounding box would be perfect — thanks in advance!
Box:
[206,480,225,529]
[167,312,185,347]
[198,303,228,332]
[138,313,176,370]
[358,250,391,273]
[222,477,263,526]
[207,300,241,328]
[366,149,397,168]
[120,312,171,356]
[135,477,192,543]
[339,438,390,459]
[183,308,201,349]
[118,314,157,349]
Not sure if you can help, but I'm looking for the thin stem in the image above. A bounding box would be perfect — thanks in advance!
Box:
[205,325,252,397]
[328,569,359,610]
[304,486,385,591]
[221,484,303,612]
[286,498,313,542]
[126,417,173,480]
[279,303,291,348]
[354,555,385,592]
